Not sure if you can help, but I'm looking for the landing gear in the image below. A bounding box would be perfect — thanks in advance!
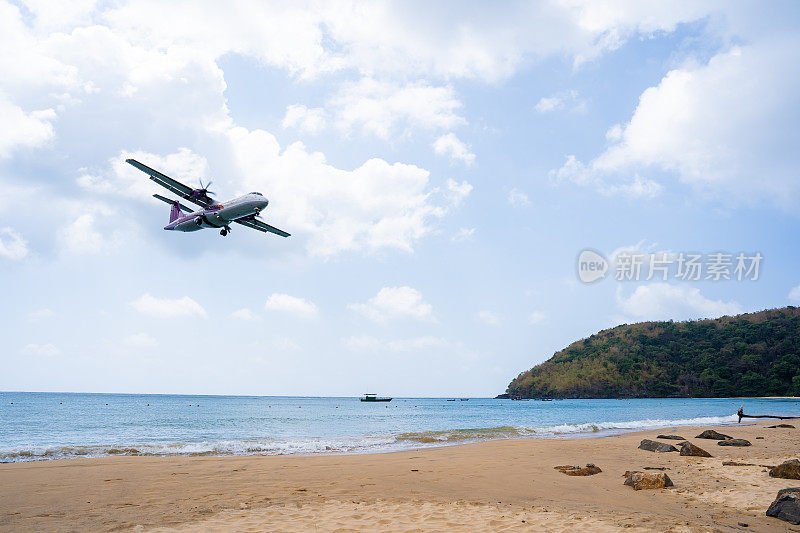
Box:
[220,225,231,237]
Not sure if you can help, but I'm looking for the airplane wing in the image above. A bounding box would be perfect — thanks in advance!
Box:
[234,216,291,238]
[152,194,193,213]
[126,158,212,207]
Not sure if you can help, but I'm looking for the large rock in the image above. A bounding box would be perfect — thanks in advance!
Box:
[638,439,678,452]
[766,488,800,525]
[554,464,602,476]
[624,472,674,490]
[679,441,712,457]
[768,424,795,428]
[770,459,800,480]
[656,434,685,440]
[695,430,732,440]
[717,438,751,447]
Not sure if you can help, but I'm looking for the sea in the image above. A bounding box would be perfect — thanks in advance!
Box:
[2,392,799,463]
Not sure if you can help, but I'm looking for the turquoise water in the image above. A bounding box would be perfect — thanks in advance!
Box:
[1,392,798,462]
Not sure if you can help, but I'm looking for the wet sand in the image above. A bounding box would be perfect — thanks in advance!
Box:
[1,422,798,532]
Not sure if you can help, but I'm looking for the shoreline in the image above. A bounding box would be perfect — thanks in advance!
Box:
[1,421,748,464]
[2,421,799,531]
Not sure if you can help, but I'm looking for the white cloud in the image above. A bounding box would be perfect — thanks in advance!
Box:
[271,337,301,352]
[78,148,209,200]
[330,78,466,139]
[507,188,530,207]
[616,283,743,321]
[0,227,29,260]
[529,311,547,324]
[557,37,800,207]
[124,333,158,347]
[550,155,663,199]
[0,93,56,158]
[131,293,207,318]
[445,179,473,207]
[231,308,259,321]
[433,133,475,166]
[57,214,105,255]
[789,284,800,303]
[343,335,449,353]
[27,308,54,320]
[534,90,585,114]
[22,343,60,356]
[348,286,434,323]
[477,310,501,325]
[451,227,475,242]
[227,126,465,256]
[282,104,326,134]
[264,293,319,319]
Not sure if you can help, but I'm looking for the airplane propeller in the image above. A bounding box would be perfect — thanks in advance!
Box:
[194,178,216,199]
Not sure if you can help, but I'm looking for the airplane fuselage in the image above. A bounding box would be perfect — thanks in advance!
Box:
[167,192,269,232]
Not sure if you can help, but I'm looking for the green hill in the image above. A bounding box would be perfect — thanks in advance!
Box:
[506,307,800,399]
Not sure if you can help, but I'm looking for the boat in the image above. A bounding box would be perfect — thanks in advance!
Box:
[459,398,469,401]
[360,393,392,402]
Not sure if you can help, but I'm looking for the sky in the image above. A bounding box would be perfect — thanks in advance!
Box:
[1,1,799,397]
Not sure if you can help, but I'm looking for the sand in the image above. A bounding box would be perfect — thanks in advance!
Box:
[1,422,799,532]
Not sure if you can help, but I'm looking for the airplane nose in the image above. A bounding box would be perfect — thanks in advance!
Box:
[259,199,269,210]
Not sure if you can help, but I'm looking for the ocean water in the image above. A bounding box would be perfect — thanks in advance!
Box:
[1,392,799,462]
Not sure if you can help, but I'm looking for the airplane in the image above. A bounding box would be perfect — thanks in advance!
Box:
[126,158,290,238]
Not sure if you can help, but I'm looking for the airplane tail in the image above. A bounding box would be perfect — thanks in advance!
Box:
[169,201,182,223]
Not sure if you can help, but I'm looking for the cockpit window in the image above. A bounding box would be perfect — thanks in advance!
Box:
[249,192,262,196]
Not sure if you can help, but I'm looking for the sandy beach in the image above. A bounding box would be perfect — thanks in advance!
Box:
[1,421,798,532]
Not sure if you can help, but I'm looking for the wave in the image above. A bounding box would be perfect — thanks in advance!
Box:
[0,414,738,463]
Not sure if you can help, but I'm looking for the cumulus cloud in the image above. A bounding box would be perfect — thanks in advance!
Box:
[27,308,54,320]
[124,333,158,347]
[789,284,800,303]
[534,90,585,113]
[227,126,468,256]
[231,308,258,321]
[131,294,207,318]
[264,293,319,318]
[451,227,475,242]
[616,283,743,321]
[22,343,60,356]
[433,133,475,166]
[0,93,56,158]
[476,310,501,325]
[0,227,29,260]
[445,179,473,207]
[554,38,800,207]
[57,214,106,255]
[507,188,530,207]
[78,148,209,200]
[550,155,663,199]
[529,311,547,324]
[282,104,326,134]
[330,78,466,139]
[348,286,434,323]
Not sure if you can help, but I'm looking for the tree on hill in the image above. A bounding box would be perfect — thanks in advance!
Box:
[506,307,800,399]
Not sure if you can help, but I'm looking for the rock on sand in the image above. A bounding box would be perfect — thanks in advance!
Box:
[638,439,678,453]
[623,472,673,490]
[769,459,800,480]
[679,441,712,457]
[695,430,732,440]
[766,488,800,525]
[717,438,751,447]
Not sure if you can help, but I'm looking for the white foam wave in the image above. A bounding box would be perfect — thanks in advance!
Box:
[0,414,740,462]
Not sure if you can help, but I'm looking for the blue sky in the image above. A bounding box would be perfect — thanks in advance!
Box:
[1,1,799,396]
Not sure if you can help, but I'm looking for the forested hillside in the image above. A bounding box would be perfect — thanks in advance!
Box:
[506,307,800,398]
